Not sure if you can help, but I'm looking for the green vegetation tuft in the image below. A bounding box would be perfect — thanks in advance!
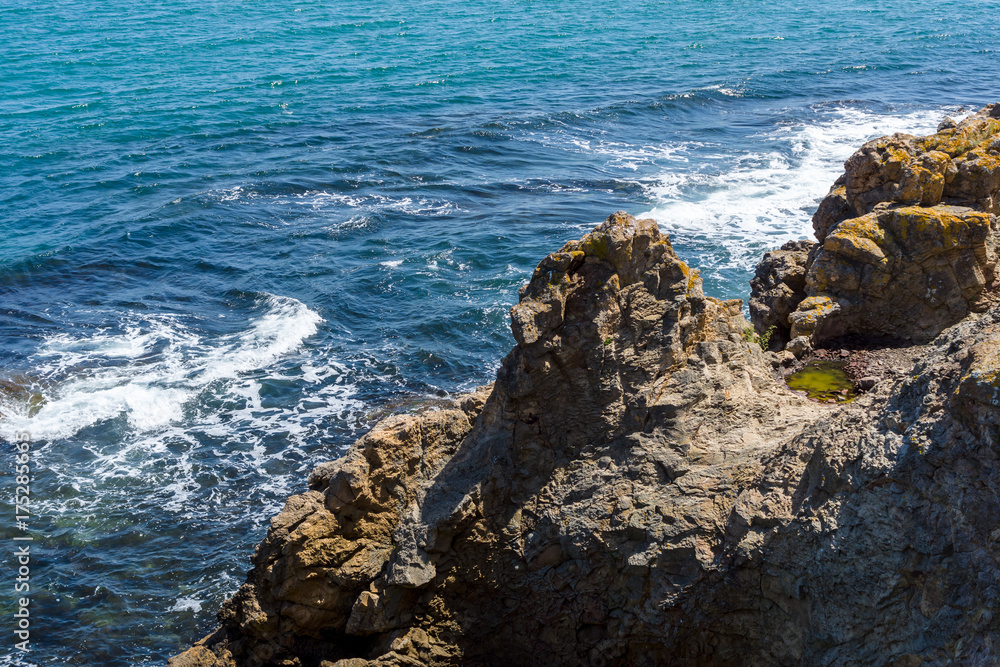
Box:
[742,325,776,350]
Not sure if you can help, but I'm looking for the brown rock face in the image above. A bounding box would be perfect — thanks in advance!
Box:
[173,109,1000,667]
[797,204,997,342]
[172,213,824,666]
[780,104,1000,346]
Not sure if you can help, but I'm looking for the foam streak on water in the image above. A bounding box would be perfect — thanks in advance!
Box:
[639,106,958,281]
[0,295,328,441]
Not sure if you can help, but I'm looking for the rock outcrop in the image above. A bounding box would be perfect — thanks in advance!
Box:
[172,212,827,666]
[679,309,1000,664]
[753,104,1000,349]
[173,107,1000,667]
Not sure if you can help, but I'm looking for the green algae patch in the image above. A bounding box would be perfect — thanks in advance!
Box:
[786,361,856,403]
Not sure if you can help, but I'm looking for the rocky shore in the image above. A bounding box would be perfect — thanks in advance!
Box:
[172,104,1000,666]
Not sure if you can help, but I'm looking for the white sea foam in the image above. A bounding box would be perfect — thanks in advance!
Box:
[567,137,700,172]
[0,295,326,442]
[210,187,461,217]
[635,105,961,273]
[0,298,370,552]
[169,596,204,613]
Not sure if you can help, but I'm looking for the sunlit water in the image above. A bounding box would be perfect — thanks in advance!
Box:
[1,0,998,662]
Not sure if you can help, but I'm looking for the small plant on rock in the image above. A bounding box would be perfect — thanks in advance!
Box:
[742,325,777,350]
[759,325,776,350]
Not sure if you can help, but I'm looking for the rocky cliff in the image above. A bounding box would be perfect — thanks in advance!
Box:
[173,106,1000,666]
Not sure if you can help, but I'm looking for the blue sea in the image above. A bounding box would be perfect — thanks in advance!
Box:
[0,0,997,662]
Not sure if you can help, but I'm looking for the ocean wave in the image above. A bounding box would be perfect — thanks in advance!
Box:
[0,294,326,441]
[637,104,963,275]
[0,292,370,543]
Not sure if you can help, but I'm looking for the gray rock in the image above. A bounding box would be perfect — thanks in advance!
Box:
[855,376,879,390]
[785,335,813,358]
[749,239,814,349]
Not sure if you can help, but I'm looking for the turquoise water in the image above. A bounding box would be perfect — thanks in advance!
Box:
[1,0,997,662]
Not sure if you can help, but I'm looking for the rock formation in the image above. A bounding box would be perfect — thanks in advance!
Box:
[748,239,813,349]
[173,107,1000,667]
[753,103,1000,350]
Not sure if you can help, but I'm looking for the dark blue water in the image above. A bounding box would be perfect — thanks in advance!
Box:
[1,0,998,662]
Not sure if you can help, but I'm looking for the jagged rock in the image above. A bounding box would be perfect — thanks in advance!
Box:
[187,302,1000,667]
[948,135,1000,214]
[172,213,822,666]
[937,116,958,132]
[677,309,1000,664]
[170,631,233,667]
[840,104,1000,217]
[783,104,1000,345]
[173,110,1000,667]
[812,180,851,242]
[749,239,814,348]
[800,204,997,342]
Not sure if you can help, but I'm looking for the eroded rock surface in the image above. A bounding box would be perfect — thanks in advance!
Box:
[836,104,1000,217]
[678,309,1000,664]
[749,239,814,349]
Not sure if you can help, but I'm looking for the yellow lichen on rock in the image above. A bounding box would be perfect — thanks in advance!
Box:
[795,203,995,342]
[948,138,1000,213]
[920,118,1000,157]
[782,106,1000,346]
[788,296,840,340]
[822,213,891,269]
[841,108,1000,220]
[895,150,951,206]
[881,205,991,259]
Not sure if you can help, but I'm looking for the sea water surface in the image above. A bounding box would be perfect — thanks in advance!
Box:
[1,0,997,662]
